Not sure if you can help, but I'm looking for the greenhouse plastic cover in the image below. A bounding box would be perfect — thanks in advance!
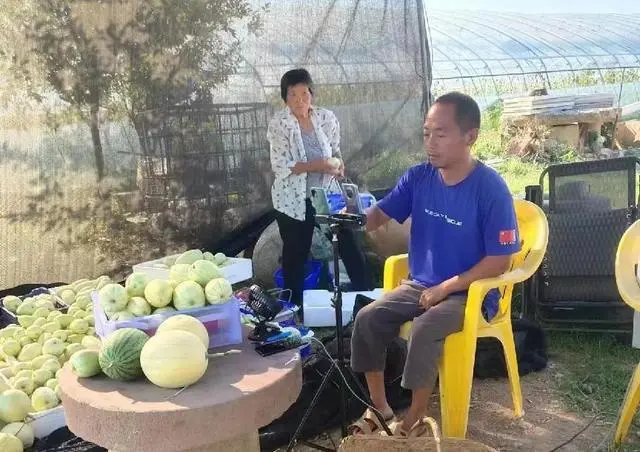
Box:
[0,0,639,288]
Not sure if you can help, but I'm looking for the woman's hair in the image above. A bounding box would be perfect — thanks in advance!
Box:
[280,68,314,102]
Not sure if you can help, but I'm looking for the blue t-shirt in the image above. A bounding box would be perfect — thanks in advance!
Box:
[377,162,520,320]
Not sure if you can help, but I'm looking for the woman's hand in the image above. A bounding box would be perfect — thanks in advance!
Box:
[325,157,344,177]
[291,159,343,176]
[337,159,345,177]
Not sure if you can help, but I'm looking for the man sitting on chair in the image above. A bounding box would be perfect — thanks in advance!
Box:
[349,92,521,437]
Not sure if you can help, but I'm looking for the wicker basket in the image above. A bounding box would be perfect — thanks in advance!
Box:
[338,417,496,452]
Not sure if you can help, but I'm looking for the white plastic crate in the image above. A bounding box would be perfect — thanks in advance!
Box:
[91,292,243,350]
[302,289,384,327]
[132,255,252,284]
[1,287,68,324]
[0,365,67,437]
[30,405,67,438]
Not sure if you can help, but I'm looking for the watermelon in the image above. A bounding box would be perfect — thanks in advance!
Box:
[98,328,149,381]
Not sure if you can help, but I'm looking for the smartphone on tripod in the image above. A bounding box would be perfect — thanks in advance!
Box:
[340,183,364,214]
[310,187,331,214]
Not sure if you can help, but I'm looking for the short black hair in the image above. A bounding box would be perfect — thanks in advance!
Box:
[434,92,481,133]
[280,69,314,102]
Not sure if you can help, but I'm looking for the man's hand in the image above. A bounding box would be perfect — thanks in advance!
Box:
[419,284,449,309]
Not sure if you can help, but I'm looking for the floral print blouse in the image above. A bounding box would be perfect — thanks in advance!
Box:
[267,105,342,221]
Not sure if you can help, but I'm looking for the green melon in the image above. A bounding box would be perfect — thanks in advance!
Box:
[98,328,149,381]
[174,249,204,266]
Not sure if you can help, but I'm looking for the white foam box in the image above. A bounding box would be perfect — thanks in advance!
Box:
[31,406,67,438]
[132,255,253,285]
[302,289,384,327]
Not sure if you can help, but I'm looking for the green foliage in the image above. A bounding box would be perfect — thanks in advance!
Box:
[7,0,263,179]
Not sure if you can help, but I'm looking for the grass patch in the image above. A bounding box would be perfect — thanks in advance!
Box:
[492,159,542,196]
[549,331,640,448]
[549,332,639,419]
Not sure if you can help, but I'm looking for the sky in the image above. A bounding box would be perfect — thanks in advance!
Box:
[424,0,640,14]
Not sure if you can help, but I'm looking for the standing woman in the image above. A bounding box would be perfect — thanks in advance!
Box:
[267,69,373,312]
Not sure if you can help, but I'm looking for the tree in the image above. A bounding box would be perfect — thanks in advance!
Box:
[21,0,261,180]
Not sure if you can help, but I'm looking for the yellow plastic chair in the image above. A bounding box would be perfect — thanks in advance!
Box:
[386,199,549,438]
[613,220,640,447]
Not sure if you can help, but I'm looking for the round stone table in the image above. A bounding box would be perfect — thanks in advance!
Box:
[59,332,303,452]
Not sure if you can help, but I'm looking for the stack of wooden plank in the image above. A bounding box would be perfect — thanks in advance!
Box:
[502,93,615,119]
[574,93,615,110]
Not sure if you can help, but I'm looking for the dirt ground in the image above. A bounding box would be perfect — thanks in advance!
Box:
[294,361,640,452]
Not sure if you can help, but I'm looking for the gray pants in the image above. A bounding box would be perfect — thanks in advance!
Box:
[351,280,466,391]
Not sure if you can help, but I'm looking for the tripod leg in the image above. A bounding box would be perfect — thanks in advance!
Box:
[287,361,339,451]
[328,225,393,438]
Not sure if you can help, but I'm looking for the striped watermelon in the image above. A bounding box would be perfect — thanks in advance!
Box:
[98,328,149,381]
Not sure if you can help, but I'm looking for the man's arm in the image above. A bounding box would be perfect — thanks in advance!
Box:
[364,205,392,232]
[419,255,512,309]
[440,255,511,295]
[364,167,415,231]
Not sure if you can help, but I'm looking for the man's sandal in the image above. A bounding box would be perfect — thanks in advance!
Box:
[386,416,440,438]
[347,407,395,435]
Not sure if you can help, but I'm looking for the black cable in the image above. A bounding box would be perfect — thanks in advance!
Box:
[548,416,598,452]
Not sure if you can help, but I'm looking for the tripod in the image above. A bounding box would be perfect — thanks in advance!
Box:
[286,216,392,451]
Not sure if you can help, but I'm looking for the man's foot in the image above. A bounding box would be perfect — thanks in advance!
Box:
[388,417,431,437]
[348,406,395,435]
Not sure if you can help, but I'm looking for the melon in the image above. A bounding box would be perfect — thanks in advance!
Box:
[2,296,21,313]
[98,283,128,314]
[1,422,34,448]
[31,387,58,412]
[125,273,150,298]
[204,278,233,305]
[172,281,206,311]
[169,264,191,284]
[99,328,149,381]
[70,349,101,378]
[188,260,222,286]
[18,343,41,362]
[174,249,204,266]
[213,252,227,266]
[162,255,178,267]
[156,315,209,349]
[0,390,32,423]
[140,330,208,389]
[144,280,173,308]
[0,433,22,452]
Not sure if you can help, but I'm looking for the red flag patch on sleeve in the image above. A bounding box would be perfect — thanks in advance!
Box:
[499,229,516,245]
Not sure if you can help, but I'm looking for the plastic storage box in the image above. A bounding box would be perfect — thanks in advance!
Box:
[132,256,252,284]
[91,292,243,349]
